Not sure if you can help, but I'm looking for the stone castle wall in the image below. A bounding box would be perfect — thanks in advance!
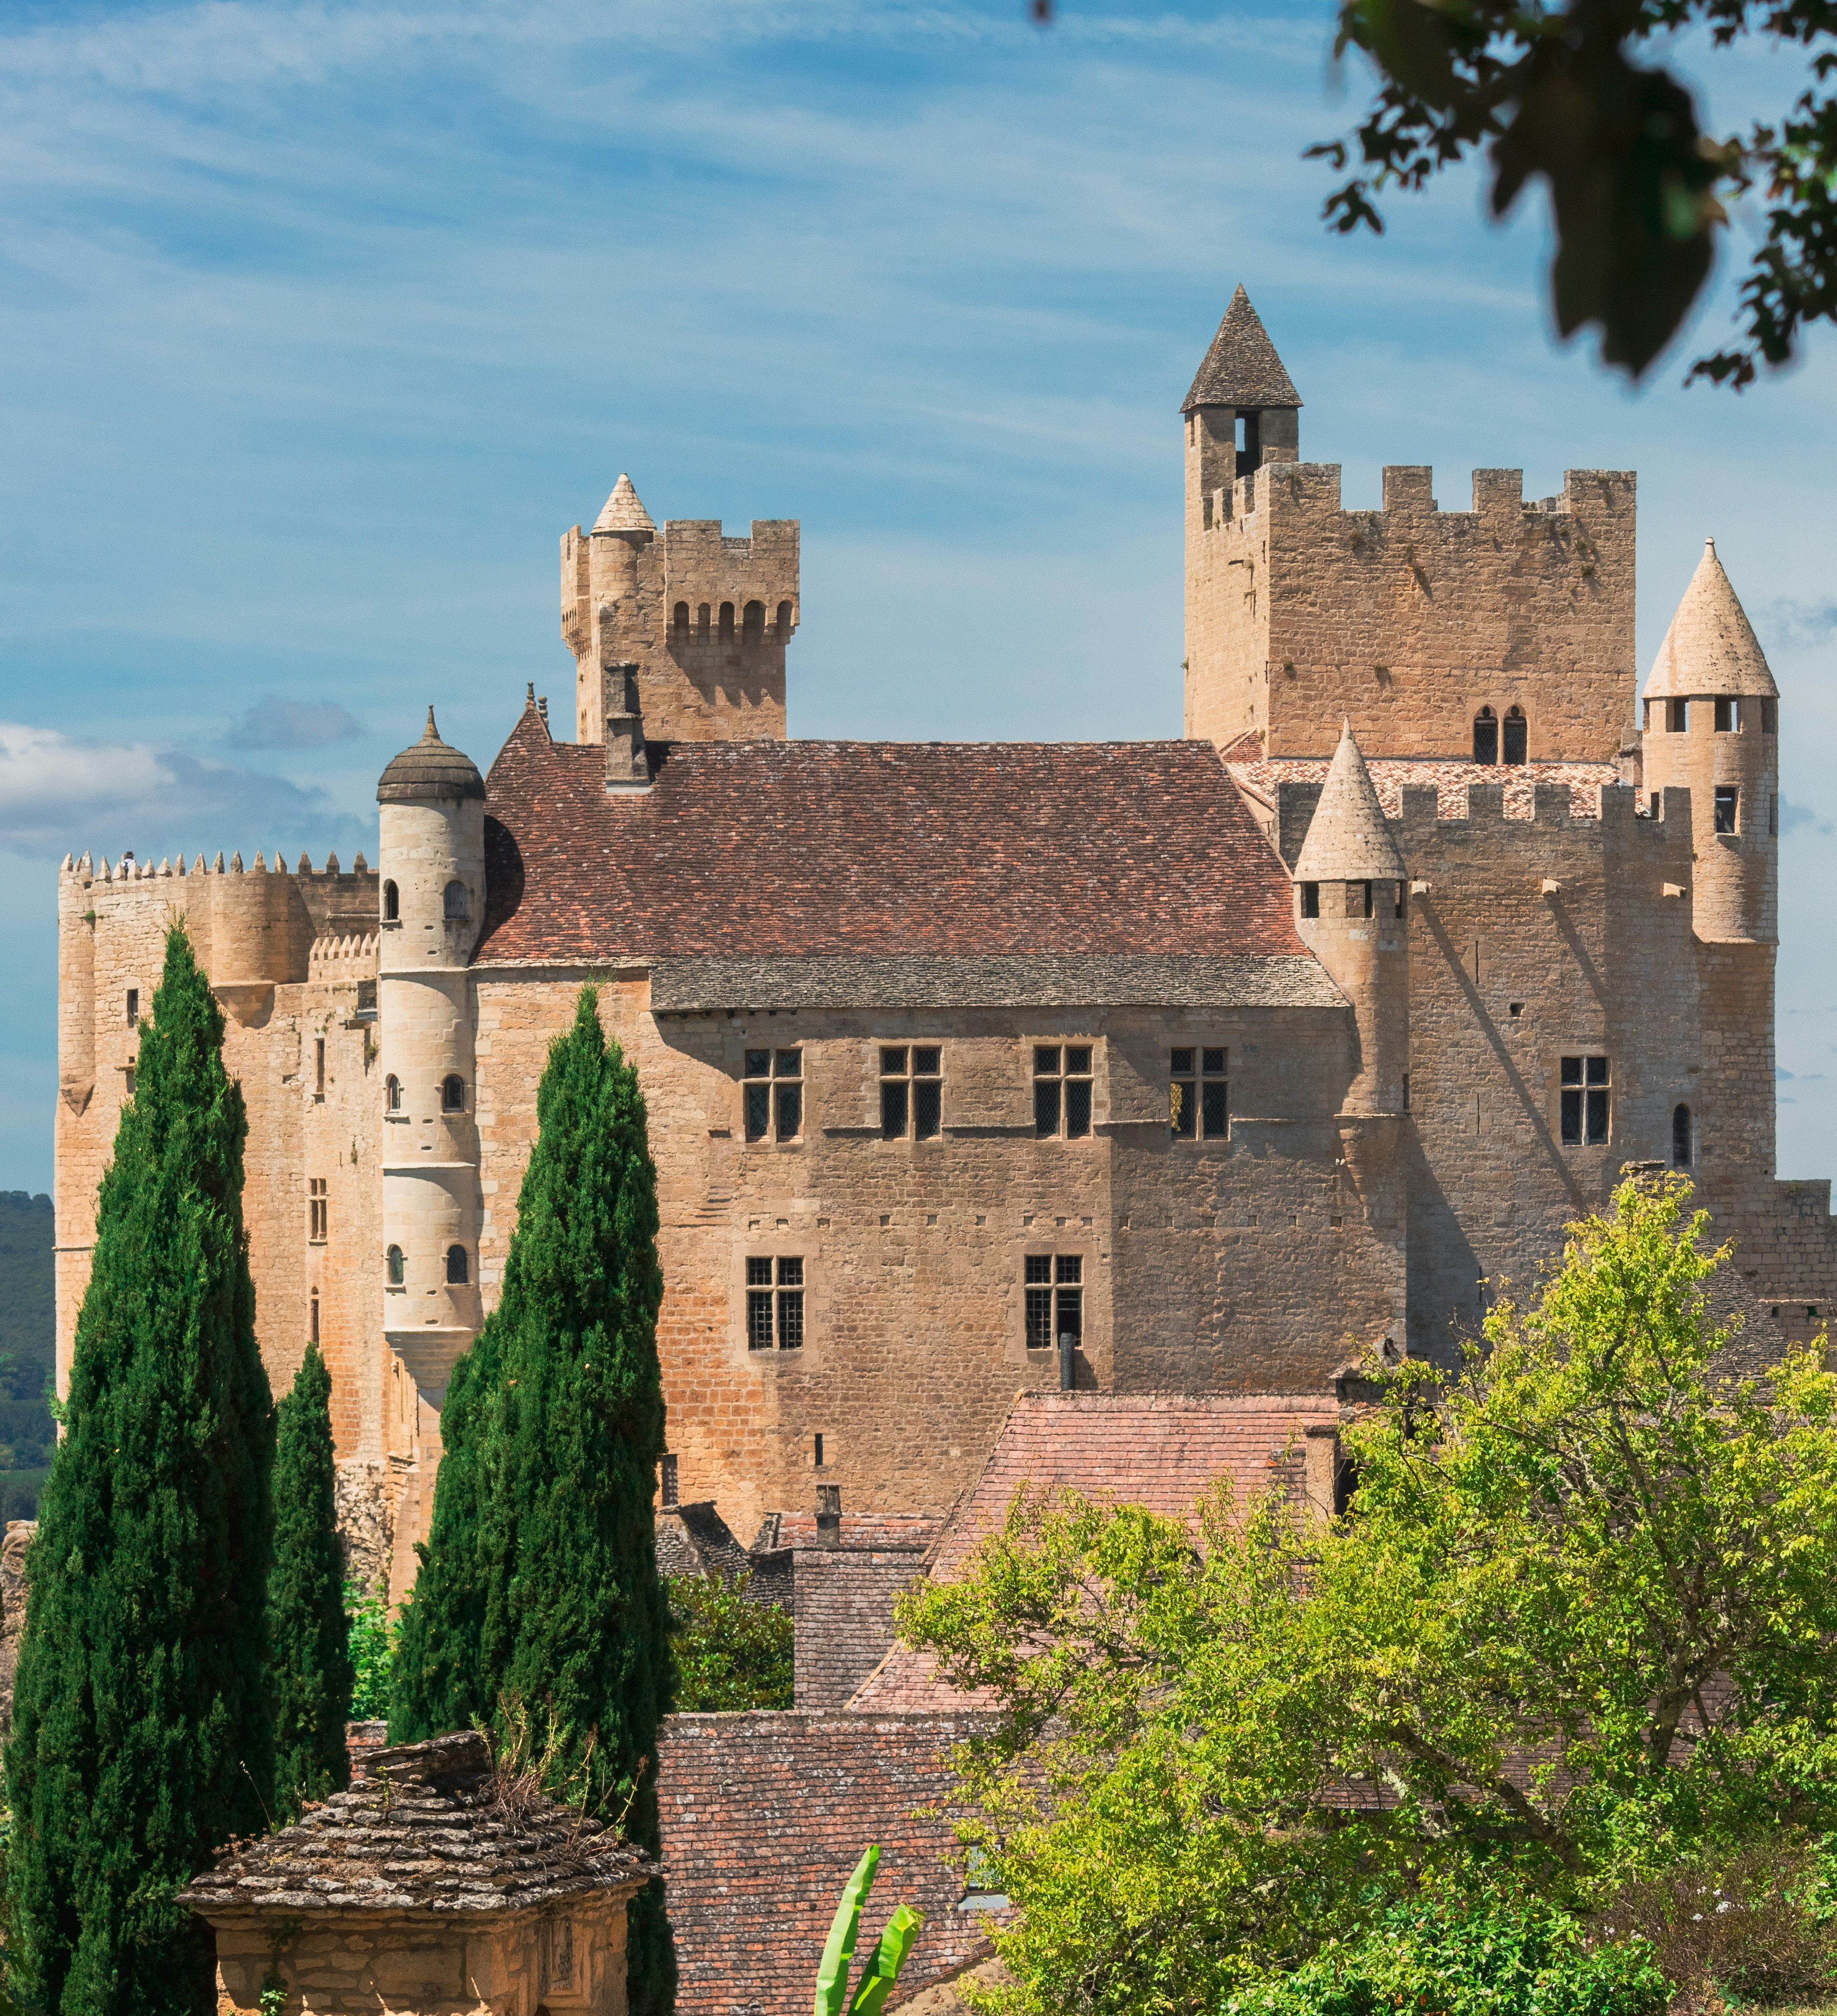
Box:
[1186,462,1636,765]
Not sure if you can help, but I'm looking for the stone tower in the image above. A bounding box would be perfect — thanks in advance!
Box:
[1640,540,1781,1196]
[560,474,800,747]
[376,710,485,1570]
[1182,288,1636,763]
[1290,722,1410,1118]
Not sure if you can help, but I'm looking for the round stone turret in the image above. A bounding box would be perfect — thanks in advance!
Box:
[1292,722,1410,1117]
[1641,539,1778,945]
[376,708,484,1450]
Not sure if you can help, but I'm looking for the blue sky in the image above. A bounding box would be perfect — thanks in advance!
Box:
[2,0,1834,1194]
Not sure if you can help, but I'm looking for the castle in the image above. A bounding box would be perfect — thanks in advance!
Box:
[52,289,1830,1591]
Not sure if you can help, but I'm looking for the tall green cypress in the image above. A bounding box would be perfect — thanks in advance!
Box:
[6,926,274,2016]
[391,986,675,2014]
[270,1343,353,1821]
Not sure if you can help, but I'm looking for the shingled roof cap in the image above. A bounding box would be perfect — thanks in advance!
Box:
[377,707,486,805]
[593,472,656,535]
[1182,284,1303,414]
[1292,722,1406,882]
[1644,537,1778,701]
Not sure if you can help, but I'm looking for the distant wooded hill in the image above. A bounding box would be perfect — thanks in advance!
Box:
[0,1193,55,1486]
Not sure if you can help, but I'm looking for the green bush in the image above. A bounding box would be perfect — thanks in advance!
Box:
[668,1573,793,1711]
[345,1580,396,1720]
[1224,1895,1668,2016]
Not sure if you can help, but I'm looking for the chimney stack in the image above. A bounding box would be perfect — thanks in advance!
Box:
[603,661,650,792]
[815,1483,841,1547]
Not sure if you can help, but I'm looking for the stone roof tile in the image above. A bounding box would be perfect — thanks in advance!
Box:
[1290,723,1407,882]
[1182,284,1302,412]
[1644,538,1778,701]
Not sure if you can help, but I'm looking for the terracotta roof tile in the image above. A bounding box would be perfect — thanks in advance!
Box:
[476,712,1310,967]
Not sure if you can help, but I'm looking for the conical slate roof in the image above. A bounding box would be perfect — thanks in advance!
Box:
[593,472,655,535]
[1644,538,1777,700]
[377,708,486,804]
[1292,722,1406,882]
[1182,285,1302,414]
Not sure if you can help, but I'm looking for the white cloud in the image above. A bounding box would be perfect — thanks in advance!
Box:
[0,720,337,857]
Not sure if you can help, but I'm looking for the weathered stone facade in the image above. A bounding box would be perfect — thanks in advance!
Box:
[53,299,1836,1580]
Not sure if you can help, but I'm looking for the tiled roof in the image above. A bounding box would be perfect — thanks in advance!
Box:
[1227,753,1624,822]
[179,1732,650,1918]
[1182,284,1302,412]
[1290,724,1406,882]
[657,1710,1002,2016]
[1645,538,1778,700]
[657,1500,756,1584]
[795,1550,938,1712]
[752,1512,943,1553]
[850,1392,1338,1712]
[475,711,1311,967]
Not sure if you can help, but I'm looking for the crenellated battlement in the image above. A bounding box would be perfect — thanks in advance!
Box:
[308,930,379,980]
[60,848,372,884]
[1201,461,1635,538]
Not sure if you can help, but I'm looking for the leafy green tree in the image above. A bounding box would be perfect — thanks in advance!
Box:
[269,1344,353,1821]
[391,986,675,2015]
[1310,0,1837,384]
[5,926,275,2016]
[668,1574,794,1711]
[345,1580,396,1719]
[899,1174,1837,2016]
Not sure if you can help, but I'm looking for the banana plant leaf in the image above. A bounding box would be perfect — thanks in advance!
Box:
[814,1844,880,2016]
[847,1903,924,2016]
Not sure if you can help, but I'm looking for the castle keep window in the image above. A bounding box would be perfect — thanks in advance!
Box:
[125,988,138,1025]
[1503,706,1527,765]
[1034,1046,1094,1139]
[382,880,399,923]
[308,1177,328,1243]
[1025,1255,1082,1352]
[743,1049,801,1143]
[1673,1104,1693,1168]
[446,1244,469,1286]
[1560,1057,1610,1146]
[1715,786,1739,834]
[1473,707,1498,764]
[442,1073,466,1112]
[880,1047,942,1141]
[1171,1048,1229,1141]
[1300,882,1320,919]
[385,1074,403,1113]
[1761,699,1778,734]
[386,1244,404,1287]
[1667,700,1689,733]
[310,1287,319,1346]
[746,1256,804,1350]
[443,880,469,920]
[1715,697,1739,733]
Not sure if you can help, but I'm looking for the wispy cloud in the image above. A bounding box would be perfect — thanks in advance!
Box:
[1765,600,1837,651]
[228,695,362,749]
[1778,799,1833,838]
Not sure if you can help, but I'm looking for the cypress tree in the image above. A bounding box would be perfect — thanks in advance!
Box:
[392,985,675,2014]
[270,1343,354,1821]
[6,925,274,2016]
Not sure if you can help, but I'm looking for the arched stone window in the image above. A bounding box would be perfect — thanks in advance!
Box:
[442,1073,465,1112]
[382,879,400,923]
[443,879,469,921]
[1673,1103,1693,1169]
[446,1244,469,1286]
[1473,707,1498,765]
[386,1244,405,1287]
[1503,704,1527,766]
[384,1074,402,1113]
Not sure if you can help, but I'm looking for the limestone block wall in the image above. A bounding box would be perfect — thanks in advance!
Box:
[470,975,1400,1542]
[1186,462,1636,765]
[563,515,798,746]
[1641,709,1779,945]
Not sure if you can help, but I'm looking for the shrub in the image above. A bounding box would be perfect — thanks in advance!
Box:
[668,1573,793,1711]
[1224,1894,1668,2016]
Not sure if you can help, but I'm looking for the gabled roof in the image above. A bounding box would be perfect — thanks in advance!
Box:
[1291,723,1407,882]
[849,1391,1339,1711]
[1182,284,1302,413]
[1645,538,1778,701]
[476,709,1321,974]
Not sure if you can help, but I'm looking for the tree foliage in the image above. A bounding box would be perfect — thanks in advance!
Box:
[1310,0,1837,384]
[269,1343,353,1822]
[345,1580,396,1720]
[667,1573,794,1712]
[390,985,676,2015]
[898,1175,1837,2016]
[5,926,275,2016]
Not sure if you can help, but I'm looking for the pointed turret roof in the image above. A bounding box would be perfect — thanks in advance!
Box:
[1182,285,1302,414]
[1644,538,1777,700]
[377,707,485,804]
[593,472,655,535]
[1292,722,1406,882]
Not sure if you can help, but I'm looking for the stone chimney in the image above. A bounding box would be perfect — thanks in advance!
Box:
[815,1483,841,1547]
[603,659,650,792]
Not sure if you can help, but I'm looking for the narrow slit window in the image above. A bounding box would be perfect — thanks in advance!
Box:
[1033,1044,1094,1139]
[1560,1056,1610,1146]
[386,1244,404,1287]
[385,1073,402,1113]
[742,1049,800,1142]
[1362,880,1374,919]
[382,880,400,923]
[1171,1047,1228,1142]
[880,1045,942,1140]
[315,1037,326,1096]
[1503,705,1527,765]
[1672,1102,1693,1169]
[126,988,139,1026]
[309,1287,320,1346]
